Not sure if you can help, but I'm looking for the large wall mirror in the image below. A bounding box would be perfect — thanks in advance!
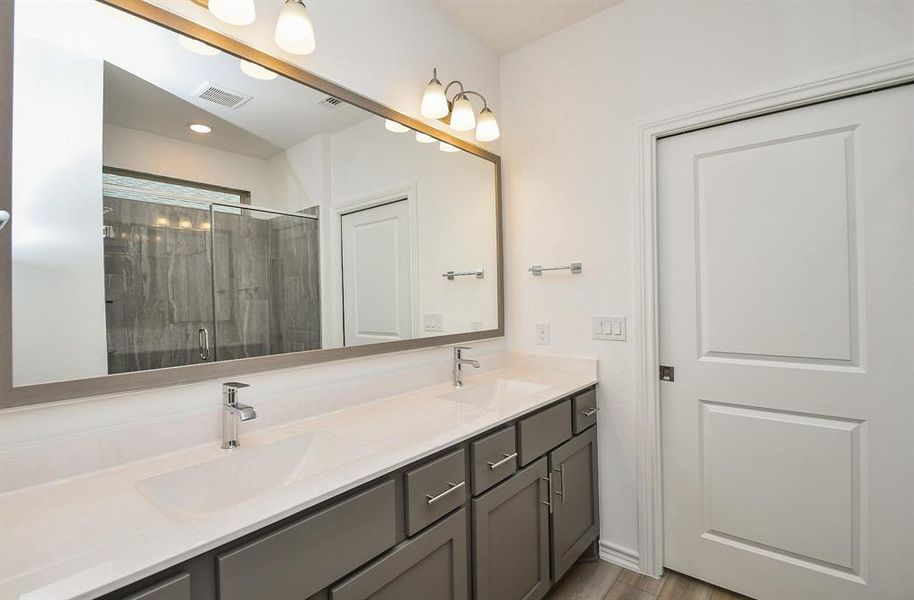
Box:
[0,0,502,407]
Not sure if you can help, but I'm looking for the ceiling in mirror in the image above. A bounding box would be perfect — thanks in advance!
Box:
[8,0,500,392]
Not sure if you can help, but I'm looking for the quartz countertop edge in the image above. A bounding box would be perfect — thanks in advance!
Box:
[0,358,597,600]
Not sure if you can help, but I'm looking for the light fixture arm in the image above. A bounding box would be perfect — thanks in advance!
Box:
[444,79,466,99]
[460,90,489,110]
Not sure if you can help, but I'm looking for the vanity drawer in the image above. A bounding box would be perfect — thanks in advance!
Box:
[405,449,467,536]
[122,573,190,600]
[471,426,517,496]
[518,399,572,466]
[217,480,396,600]
[572,388,598,433]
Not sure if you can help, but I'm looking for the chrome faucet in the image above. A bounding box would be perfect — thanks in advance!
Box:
[222,382,256,449]
[453,346,480,388]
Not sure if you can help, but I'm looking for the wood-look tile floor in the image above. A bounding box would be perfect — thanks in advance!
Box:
[545,560,755,600]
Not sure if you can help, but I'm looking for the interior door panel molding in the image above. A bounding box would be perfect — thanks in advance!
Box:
[633,51,914,578]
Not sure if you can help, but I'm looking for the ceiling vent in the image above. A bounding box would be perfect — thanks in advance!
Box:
[317,95,344,109]
[192,82,252,109]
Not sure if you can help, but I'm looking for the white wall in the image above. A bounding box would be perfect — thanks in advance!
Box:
[499,0,914,560]
[11,36,108,386]
[327,116,498,346]
[103,124,311,212]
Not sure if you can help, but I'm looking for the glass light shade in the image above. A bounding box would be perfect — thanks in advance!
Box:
[178,36,220,56]
[240,59,278,80]
[275,0,315,55]
[385,119,409,133]
[449,94,476,131]
[439,142,459,153]
[208,0,255,26]
[415,132,437,144]
[421,79,449,119]
[475,107,500,142]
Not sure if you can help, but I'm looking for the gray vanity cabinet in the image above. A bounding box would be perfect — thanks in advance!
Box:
[121,574,190,600]
[330,508,468,600]
[472,458,551,600]
[549,425,599,582]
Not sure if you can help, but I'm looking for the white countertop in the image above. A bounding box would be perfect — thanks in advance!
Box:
[0,356,596,600]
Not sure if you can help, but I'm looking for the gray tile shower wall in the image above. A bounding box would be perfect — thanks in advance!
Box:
[103,199,321,374]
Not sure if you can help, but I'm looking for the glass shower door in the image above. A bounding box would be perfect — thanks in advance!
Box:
[102,197,216,373]
[210,204,321,361]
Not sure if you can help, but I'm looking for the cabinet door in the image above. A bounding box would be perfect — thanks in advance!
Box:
[330,508,468,600]
[473,457,550,600]
[549,426,599,582]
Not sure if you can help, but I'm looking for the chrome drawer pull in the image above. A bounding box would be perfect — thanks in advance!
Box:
[487,452,518,470]
[540,474,554,514]
[425,480,465,505]
[555,465,566,503]
[580,407,599,417]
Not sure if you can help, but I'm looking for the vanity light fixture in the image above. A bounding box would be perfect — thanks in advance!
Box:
[439,142,459,153]
[419,68,500,142]
[196,0,316,54]
[240,59,278,80]
[207,0,256,26]
[384,119,409,133]
[178,35,221,56]
[275,0,315,55]
[189,123,212,134]
[415,132,437,144]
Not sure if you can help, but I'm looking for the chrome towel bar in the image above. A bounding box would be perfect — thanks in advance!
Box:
[528,262,582,276]
[442,268,484,280]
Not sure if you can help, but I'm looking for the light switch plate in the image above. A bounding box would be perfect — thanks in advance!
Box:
[591,315,626,341]
[536,323,550,345]
[424,313,444,332]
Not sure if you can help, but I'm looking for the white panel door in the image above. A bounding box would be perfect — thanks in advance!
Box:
[341,200,413,346]
[659,86,913,600]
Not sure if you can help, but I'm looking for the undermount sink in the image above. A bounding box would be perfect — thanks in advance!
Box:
[136,431,375,519]
[438,378,548,408]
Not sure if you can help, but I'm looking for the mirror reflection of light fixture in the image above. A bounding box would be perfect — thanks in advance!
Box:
[418,67,500,142]
[385,119,409,133]
[415,132,436,144]
[439,142,459,153]
[178,35,221,56]
[240,59,278,80]
[207,0,256,26]
[275,0,315,55]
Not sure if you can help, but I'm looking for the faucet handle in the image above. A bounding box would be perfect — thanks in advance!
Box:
[223,381,251,391]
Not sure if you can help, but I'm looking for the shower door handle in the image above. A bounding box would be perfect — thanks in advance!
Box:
[199,327,210,360]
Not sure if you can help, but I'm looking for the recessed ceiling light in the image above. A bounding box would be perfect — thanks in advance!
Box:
[415,132,436,144]
[240,59,278,81]
[189,123,212,134]
[178,35,220,56]
[385,119,409,133]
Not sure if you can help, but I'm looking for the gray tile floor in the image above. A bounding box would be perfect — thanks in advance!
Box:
[546,561,754,600]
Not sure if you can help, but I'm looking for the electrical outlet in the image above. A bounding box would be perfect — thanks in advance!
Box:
[591,315,626,341]
[536,323,550,345]
[424,313,444,332]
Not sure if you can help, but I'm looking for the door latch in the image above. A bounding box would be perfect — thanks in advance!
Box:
[659,365,675,382]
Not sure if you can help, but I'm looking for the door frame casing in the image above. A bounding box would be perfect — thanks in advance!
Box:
[633,51,914,578]
[334,183,421,347]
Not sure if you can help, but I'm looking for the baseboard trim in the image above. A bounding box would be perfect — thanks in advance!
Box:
[599,540,641,572]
